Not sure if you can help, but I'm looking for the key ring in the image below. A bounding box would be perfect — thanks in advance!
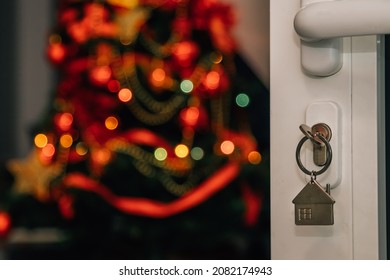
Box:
[295,133,332,175]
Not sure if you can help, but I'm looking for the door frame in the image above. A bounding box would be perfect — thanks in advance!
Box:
[270,0,386,259]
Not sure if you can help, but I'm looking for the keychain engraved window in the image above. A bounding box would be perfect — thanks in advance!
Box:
[293,124,335,225]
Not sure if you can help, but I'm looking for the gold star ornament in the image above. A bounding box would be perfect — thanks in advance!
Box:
[7,148,64,201]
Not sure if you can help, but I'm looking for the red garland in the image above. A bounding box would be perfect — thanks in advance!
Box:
[63,161,240,218]
[0,211,11,238]
[241,181,263,226]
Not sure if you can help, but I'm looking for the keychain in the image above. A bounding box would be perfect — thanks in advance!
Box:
[292,124,335,225]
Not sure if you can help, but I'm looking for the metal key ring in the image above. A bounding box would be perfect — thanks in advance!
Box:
[295,133,332,176]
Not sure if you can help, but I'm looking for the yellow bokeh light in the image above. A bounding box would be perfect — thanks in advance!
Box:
[220,140,235,155]
[105,116,119,130]
[175,144,189,158]
[154,147,168,161]
[76,142,88,156]
[107,0,138,9]
[248,151,262,165]
[60,134,73,148]
[118,88,133,102]
[34,133,48,148]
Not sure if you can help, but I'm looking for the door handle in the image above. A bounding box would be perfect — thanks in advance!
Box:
[294,0,390,76]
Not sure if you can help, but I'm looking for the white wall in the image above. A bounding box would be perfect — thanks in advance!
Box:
[15,0,53,158]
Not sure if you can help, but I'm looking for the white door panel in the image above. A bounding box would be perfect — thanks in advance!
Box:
[271,0,385,259]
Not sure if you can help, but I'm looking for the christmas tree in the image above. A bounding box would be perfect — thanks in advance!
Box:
[0,0,269,259]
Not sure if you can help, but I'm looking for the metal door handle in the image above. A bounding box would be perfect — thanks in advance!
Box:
[294,0,390,76]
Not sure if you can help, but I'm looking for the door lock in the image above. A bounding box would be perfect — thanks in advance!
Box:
[299,123,332,166]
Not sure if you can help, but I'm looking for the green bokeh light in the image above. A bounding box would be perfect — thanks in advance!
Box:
[154,147,168,161]
[190,147,204,160]
[180,80,194,93]
[235,93,250,107]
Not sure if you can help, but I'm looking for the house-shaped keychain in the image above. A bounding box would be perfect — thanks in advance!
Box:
[292,180,335,225]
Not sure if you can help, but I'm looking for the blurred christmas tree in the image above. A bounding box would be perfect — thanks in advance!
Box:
[0,0,269,259]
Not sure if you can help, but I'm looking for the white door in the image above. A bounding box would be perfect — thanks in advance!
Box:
[271,0,387,259]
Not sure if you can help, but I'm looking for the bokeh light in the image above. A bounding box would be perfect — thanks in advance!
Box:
[154,147,168,161]
[42,144,56,158]
[175,144,189,158]
[220,140,235,155]
[93,148,111,165]
[152,68,166,83]
[204,71,220,90]
[60,134,74,148]
[90,65,112,85]
[180,106,199,127]
[180,80,194,94]
[76,142,88,156]
[56,112,73,131]
[118,88,133,102]
[248,151,262,165]
[34,134,48,148]
[105,116,119,130]
[210,52,223,64]
[107,80,121,93]
[190,147,204,160]
[236,93,250,108]
[0,212,11,236]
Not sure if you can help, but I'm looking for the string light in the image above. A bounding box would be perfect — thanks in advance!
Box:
[248,151,262,165]
[154,147,168,161]
[118,88,133,102]
[60,134,73,148]
[48,43,66,63]
[92,148,111,165]
[0,212,11,236]
[175,144,189,158]
[172,41,199,67]
[235,93,250,108]
[220,140,235,155]
[56,112,73,131]
[105,116,119,130]
[190,147,204,160]
[49,34,62,44]
[204,71,220,90]
[34,134,48,148]
[210,52,223,64]
[90,65,112,85]
[42,144,56,158]
[180,106,199,127]
[107,79,121,93]
[76,142,88,156]
[107,0,139,9]
[151,68,166,87]
[180,80,194,94]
